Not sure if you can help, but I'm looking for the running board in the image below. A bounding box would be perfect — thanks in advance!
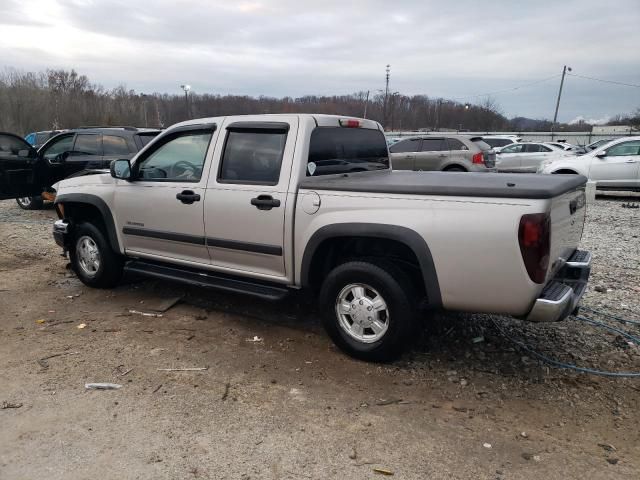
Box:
[124,260,289,301]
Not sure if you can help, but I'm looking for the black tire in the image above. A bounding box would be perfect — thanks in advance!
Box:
[444,166,466,172]
[319,260,416,362]
[69,222,123,288]
[16,195,44,210]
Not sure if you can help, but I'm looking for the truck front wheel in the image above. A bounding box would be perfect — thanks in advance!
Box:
[319,261,416,362]
[70,222,123,288]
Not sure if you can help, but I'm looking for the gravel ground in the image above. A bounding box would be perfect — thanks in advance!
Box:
[0,195,639,479]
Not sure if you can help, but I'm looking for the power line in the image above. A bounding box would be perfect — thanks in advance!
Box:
[566,72,640,89]
[452,74,561,101]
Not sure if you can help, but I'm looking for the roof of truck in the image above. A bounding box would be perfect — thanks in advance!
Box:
[172,114,382,130]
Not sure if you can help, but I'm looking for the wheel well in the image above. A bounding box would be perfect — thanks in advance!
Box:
[61,202,111,247]
[307,236,426,299]
[552,169,579,174]
[443,165,467,172]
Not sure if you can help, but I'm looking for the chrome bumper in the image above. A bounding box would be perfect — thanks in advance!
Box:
[53,219,71,248]
[526,250,591,322]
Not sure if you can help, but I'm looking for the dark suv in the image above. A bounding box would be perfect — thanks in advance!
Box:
[13,126,160,209]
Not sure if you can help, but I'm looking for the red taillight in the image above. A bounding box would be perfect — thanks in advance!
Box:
[472,152,484,164]
[518,213,551,284]
[339,119,361,128]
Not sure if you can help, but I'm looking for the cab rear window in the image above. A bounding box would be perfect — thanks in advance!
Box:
[307,127,389,176]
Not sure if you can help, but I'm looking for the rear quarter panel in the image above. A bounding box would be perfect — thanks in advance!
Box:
[295,189,551,316]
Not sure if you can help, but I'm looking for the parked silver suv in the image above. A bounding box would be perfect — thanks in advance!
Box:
[390,135,496,172]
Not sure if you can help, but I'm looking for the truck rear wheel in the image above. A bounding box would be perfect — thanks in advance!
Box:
[319,261,416,362]
[70,222,123,288]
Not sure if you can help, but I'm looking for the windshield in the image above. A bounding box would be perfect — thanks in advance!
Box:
[307,127,389,176]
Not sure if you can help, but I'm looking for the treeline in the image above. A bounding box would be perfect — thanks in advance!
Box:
[4,67,633,135]
[0,68,514,135]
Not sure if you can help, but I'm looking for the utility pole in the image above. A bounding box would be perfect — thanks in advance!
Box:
[363,90,370,119]
[180,84,191,119]
[552,65,571,137]
[383,65,390,129]
[434,98,442,131]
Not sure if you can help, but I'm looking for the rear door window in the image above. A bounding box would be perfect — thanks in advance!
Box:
[420,138,446,152]
[219,130,287,184]
[389,138,421,153]
[73,134,102,156]
[447,138,468,150]
[103,135,131,156]
[307,127,389,176]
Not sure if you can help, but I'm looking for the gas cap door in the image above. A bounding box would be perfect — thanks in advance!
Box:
[301,191,321,215]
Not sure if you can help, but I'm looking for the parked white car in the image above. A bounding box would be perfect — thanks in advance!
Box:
[538,136,640,190]
[546,142,576,151]
[494,142,573,173]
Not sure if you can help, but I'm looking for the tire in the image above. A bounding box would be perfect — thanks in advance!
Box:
[16,195,44,210]
[69,222,123,288]
[444,166,465,172]
[319,260,416,362]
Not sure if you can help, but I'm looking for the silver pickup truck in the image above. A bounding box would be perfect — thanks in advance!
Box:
[0,115,591,361]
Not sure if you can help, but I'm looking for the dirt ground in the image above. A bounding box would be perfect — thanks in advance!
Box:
[0,196,639,480]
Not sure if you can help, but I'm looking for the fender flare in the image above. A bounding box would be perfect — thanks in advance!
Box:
[55,193,120,253]
[300,223,442,308]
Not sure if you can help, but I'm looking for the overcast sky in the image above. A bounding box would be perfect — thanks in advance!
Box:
[1,0,639,122]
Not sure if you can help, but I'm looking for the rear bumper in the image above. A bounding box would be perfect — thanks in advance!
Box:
[525,250,591,322]
[53,219,71,248]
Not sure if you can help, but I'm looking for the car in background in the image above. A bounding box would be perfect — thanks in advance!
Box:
[390,134,496,172]
[9,126,160,209]
[494,142,573,173]
[539,136,640,191]
[386,136,403,147]
[546,141,576,151]
[480,135,521,149]
[24,130,66,149]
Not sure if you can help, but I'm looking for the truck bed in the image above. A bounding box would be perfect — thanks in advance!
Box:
[299,170,586,199]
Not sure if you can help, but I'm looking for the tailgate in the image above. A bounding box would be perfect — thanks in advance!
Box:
[547,186,586,279]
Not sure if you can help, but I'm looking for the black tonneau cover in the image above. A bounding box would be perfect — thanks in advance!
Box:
[299,171,587,199]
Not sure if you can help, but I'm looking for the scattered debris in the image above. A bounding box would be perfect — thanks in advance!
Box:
[522,452,541,461]
[129,309,163,318]
[221,382,230,401]
[483,443,492,449]
[144,295,183,313]
[621,202,639,209]
[157,367,208,372]
[520,432,528,439]
[119,368,134,376]
[472,335,485,343]
[594,285,608,293]
[37,351,79,369]
[77,323,87,329]
[375,398,405,406]
[85,383,122,390]
[348,447,358,460]
[373,467,394,476]
[246,336,263,342]
[598,443,616,452]
[1,401,23,409]
[152,384,163,394]
[35,319,46,324]
[606,458,619,465]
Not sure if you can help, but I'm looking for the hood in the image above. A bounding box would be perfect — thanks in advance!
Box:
[55,172,115,192]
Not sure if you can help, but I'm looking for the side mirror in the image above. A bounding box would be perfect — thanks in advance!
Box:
[595,151,607,158]
[110,159,132,180]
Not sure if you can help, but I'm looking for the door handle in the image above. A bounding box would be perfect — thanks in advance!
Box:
[176,190,201,204]
[251,195,281,210]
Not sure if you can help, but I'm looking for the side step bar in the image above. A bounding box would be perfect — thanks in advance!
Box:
[124,260,289,301]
